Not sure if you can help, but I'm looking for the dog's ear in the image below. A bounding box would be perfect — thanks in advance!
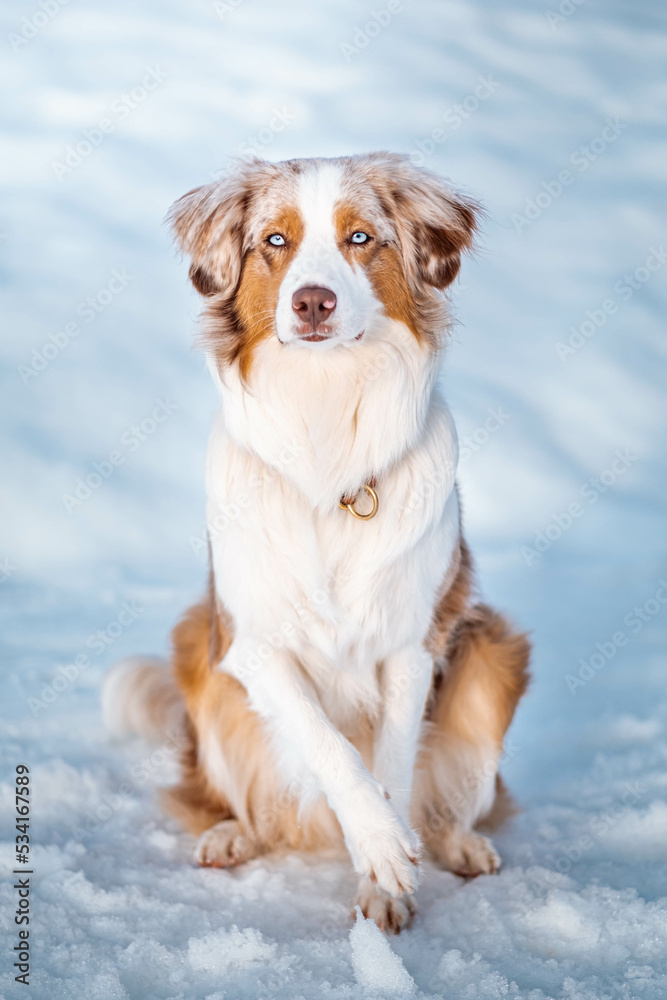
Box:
[168,168,254,298]
[367,154,479,291]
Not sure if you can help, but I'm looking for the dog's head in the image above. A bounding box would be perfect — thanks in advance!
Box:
[169,153,478,378]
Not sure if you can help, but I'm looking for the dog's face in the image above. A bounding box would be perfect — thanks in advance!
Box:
[169,153,477,378]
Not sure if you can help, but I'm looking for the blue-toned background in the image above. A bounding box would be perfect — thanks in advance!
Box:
[1,1,666,997]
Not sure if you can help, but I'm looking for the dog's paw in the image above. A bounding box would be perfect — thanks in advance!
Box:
[354,879,416,934]
[429,828,500,878]
[344,796,422,898]
[194,819,257,869]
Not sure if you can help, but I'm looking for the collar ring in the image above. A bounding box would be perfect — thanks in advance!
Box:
[339,484,379,520]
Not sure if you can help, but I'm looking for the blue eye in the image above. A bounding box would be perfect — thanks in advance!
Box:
[268,234,285,246]
[350,232,369,244]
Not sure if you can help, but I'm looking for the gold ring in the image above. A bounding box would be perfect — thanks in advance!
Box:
[339,484,379,520]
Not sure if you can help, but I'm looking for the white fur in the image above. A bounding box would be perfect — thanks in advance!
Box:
[199,166,462,897]
[274,163,379,347]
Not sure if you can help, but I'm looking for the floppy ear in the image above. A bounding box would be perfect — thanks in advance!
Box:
[167,170,252,298]
[411,188,478,290]
[368,154,479,291]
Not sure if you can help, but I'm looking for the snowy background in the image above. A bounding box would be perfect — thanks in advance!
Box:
[1,0,666,996]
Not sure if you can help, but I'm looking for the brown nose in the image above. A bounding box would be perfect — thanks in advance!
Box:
[291,286,337,330]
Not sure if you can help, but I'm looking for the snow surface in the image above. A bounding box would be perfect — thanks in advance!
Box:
[1,0,666,997]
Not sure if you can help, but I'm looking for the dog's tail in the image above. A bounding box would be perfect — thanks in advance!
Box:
[102,656,185,744]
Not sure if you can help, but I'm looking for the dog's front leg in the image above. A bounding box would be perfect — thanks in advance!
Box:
[354,645,433,931]
[220,641,421,898]
[373,645,434,825]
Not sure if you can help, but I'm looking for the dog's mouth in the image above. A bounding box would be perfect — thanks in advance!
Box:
[295,329,365,344]
[294,321,334,343]
[299,332,331,343]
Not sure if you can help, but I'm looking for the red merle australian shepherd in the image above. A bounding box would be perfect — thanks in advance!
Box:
[104,153,530,933]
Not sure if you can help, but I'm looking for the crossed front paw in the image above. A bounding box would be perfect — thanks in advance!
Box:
[343,791,422,898]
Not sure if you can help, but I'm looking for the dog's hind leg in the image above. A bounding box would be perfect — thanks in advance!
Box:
[413,603,530,876]
[195,818,259,868]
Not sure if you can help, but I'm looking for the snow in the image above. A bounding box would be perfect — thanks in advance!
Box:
[1,0,666,997]
[350,908,417,994]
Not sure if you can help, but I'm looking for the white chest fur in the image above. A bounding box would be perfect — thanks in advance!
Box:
[206,320,460,724]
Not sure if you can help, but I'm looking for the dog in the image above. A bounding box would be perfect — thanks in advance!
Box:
[103,152,530,933]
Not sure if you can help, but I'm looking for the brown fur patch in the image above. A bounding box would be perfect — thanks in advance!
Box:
[414,529,530,854]
[232,205,304,380]
[206,541,231,668]
[168,179,250,299]
[365,244,421,340]
[425,534,475,669]
[434,603,531,748]
[333,202,374,252]
[414,599,530,863]
[160,714,232,836]
[334,200,422,341]
[356,153,479,294]
[352,153,479,346]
